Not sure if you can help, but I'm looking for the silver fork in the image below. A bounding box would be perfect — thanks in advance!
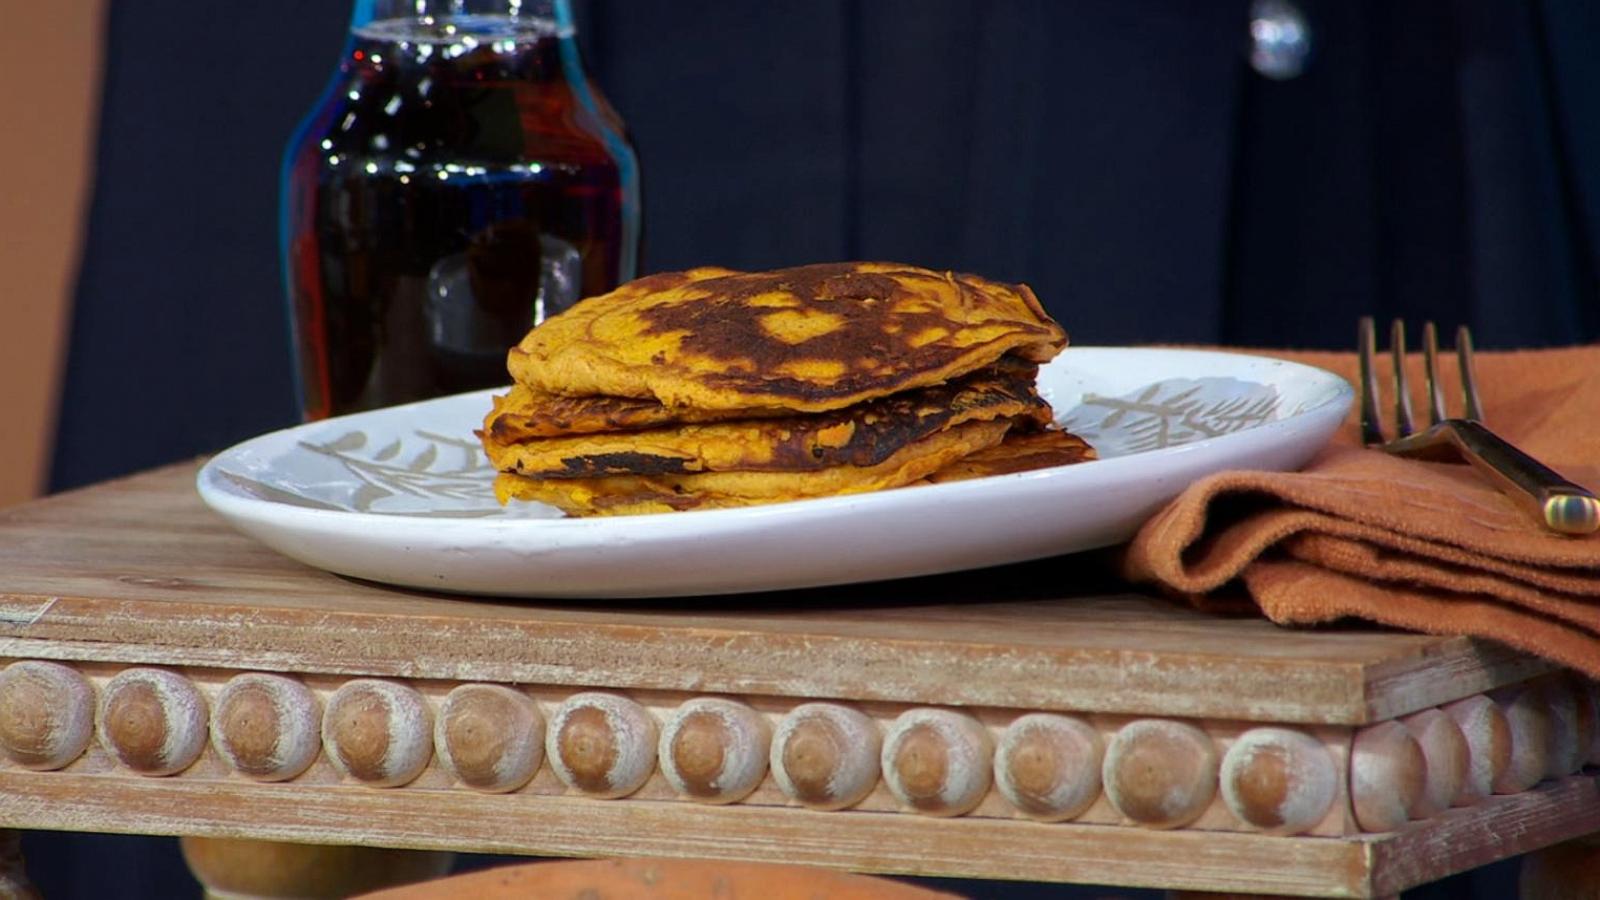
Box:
[1357,317,1599,535]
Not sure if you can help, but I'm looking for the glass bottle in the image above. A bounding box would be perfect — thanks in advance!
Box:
[281,0,639,420]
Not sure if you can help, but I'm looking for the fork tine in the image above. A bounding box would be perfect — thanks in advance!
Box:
[1389,319,1415,438]
[1457,324,1485,423]
[1357,316,1385,444]
[1421,322,1447,426]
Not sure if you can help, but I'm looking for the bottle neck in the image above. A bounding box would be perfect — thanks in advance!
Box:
[348,0,574,38]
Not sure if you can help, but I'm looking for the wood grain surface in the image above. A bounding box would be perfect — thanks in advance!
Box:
[0,770,1593,898]
[0,463,1551,724]
[0,463,1595,897]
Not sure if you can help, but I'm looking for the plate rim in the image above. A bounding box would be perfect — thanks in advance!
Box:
[196,345,1354,532]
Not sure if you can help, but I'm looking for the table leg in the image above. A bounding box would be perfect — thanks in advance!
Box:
[0,831,40,900]
[1519,832,1600,900]
[179,837,454,900]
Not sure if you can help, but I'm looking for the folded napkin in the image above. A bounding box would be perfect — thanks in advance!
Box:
[1122,345,1600,679]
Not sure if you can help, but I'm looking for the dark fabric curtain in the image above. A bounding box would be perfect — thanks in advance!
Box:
[1222,0,1600,349]
[32,1,1596,896]
[50,0,1600,492]
[576,0,1244,346]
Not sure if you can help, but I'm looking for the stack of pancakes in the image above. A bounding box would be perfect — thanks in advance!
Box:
[480,262,1095,516]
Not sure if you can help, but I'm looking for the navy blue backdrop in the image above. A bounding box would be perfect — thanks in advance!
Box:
[49,0,1600,493]
[33,1,1600,896]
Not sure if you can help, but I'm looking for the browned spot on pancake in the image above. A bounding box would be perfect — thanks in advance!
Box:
[558,707,619,793]
[554,451,696,478]
[811,270,901,302]
[636,264,1033,403]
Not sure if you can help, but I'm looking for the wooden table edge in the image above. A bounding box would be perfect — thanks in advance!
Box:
[0,770,1593,898]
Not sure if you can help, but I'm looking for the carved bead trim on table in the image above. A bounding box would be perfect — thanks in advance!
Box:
[882,708,994,817]
[0,661,94,771]
[1349,720,1425,832]
[322,679,432,788]
[97,668,208,776]
[1400,708,1468,818]
[211,673,321,782]
[546,692,656,799]
[1536,676,1583,779]
[0,658,1590,839]
[994,713,1103,823]
[1567,676,1598,768]
[1219,727,1337,835]
[770,703,881,811]
[1579,677,1600,766]
[1492,683,1553,794]
[1102,718,1219,829]
[435,684,544,794]
[1441,694,1510,806]
[659,697,770,804]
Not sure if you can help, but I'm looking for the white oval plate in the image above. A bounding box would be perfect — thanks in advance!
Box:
[197,347,1351,598]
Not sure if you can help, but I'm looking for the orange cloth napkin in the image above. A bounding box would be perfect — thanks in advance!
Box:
[1121,345,1600,679]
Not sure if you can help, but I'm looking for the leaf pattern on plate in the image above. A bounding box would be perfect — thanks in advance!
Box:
[295,430,504,516]
[245,376,1302,516]
[1057,377,1282,457]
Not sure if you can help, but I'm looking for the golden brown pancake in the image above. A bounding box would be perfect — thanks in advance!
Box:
[494,419,1013,516]
[482,359,1049,478]
[505,262,1066,413]
[484,384,782,442]
[924,430,1098,483]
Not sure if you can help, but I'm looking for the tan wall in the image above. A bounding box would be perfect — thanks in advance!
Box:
[0,2,105,505]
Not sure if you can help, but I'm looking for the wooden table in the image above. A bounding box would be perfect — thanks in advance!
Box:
[0,462,1596,898]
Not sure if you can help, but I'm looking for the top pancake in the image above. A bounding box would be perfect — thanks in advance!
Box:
[505,262,1067,413]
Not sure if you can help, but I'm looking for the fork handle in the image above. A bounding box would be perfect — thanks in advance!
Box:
[1441,420,1599,535]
